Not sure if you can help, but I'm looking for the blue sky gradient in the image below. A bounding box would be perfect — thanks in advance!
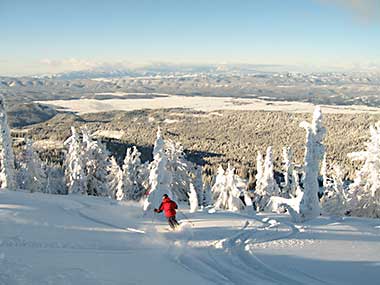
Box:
[1,0,379,75]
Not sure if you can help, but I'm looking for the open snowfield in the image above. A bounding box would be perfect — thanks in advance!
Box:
[1,190,379,285]
[36,94,380,114]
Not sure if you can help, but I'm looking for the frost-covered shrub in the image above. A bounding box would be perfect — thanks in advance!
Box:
[347,122,380,218]
[17,139,47,193]
[254,146,280,211]
[81,128,110,197]
[321,165,348,217]
[281,146,296,198]
[122,146,147,201]
[212,164,246,211]
[189,183,199,213]
[108,156,124,200]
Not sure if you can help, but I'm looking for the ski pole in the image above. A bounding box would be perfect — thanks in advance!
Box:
[151,212,156,225]
[177,209,195,227]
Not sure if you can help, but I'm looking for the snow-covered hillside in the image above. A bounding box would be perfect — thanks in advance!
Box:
[1,190,379,285]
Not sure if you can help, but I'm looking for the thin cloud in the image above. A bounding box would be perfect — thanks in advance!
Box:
[318,0,380,22]
[40,58,100,71]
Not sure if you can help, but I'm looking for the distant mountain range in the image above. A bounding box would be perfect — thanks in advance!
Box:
[29,64,304,80]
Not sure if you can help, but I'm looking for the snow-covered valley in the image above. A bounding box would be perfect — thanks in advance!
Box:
[35,94,380,115]
[1,190,379,285]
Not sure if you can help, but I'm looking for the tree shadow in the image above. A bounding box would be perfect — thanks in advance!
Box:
[102,140,153,164]
[102,139,223,166]
[184,149,224,166]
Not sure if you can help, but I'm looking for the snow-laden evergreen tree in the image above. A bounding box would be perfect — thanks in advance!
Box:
[254,146,280,211]
[281,146,296,198]
[153,126,165,157]
[255,151,264,189]
[321,165,347,216]
[297,106,326,220]
[64,127,86,195]
[144,128,173,211]
[211,165,226,203]
[166,139,194,201]
[121,146,146,201]
[189,183,199,213]
[0,96,16,190]
[108,156,124,200]
[17,139,47,193]
[267,107,326,222]
[81,128,110,196]
[213,164,245,211]
[347,122,380,218]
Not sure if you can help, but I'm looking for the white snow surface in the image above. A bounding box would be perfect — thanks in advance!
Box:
[35,95,380,115]
[0,190,379,284]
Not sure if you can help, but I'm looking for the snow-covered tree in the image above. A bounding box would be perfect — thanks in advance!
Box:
[17,139,47,193]
[108,156,124,200]
[281,146,296,198]
[254,147,280,211]
[255,151,264,188]
[81,128,110,197]
[297,106,326,221]
[213,164,245,211]
[0,96,16,190]
[268,182,304,215]
[153,126,165,157]
[321,165,347,216]
[144,128,173,211]
[121,146,146,201]
[268,107,326,222]
[166,139,194,201]
[189,183,198,213]
[64,127,86,195]
[347,122,380,218]
[211,165,226,202]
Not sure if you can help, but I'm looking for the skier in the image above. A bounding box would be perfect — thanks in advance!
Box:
[154,194,180,230]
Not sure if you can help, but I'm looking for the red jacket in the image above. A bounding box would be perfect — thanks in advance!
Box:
[157,197,178,218]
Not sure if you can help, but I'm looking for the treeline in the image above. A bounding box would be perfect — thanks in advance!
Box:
[1,96,379,220]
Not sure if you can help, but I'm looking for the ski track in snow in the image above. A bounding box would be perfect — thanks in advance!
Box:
[60,197,146,236]
[0,197,147,253]
[1,192,379,284]
[170,213,323,285]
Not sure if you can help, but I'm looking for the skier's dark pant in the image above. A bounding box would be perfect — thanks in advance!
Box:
[167,216,179,229]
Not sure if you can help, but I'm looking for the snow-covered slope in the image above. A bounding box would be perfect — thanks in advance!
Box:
[0,190,379,284]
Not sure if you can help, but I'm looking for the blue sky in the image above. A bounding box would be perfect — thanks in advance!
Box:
[1,0,380,75]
